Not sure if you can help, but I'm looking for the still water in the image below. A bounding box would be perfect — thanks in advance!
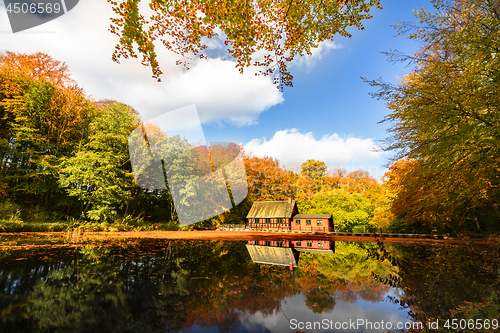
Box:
[0,236,498,332]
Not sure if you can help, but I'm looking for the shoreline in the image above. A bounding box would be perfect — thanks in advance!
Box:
[1,230,497,246]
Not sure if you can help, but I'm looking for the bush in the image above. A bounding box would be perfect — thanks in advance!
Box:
[20,221,67,232]
[158,222,190,231]
[0,200,69,232]
[21,204,60,223]
[0,210,24,232]
[0,200,22,219]
[0,204,190,232]
[66,215,150,232]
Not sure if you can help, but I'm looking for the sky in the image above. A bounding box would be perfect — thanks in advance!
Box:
[0,0,435,180]
[182,293,412,333]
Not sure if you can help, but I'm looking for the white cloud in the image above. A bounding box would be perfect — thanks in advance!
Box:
[244,128,384,171]
[292,40,342,71]
[0,0,283,126]
[240,294,411,333]
[162,59,284,126]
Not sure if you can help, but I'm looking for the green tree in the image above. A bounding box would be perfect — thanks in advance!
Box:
[307,188,373,231]
[58,102,137,221]
[108,0,382,89]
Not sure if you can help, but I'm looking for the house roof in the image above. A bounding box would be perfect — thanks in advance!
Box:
[245,245,298,267]
[246,200,297,218]
[293,214,332,219]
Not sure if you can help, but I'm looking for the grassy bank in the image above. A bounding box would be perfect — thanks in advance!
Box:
[0,200,195,233]
[0,215,190,233]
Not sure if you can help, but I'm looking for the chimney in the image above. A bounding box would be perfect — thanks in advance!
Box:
[288,197,292,204]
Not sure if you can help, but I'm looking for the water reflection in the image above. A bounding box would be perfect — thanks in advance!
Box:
[246,240,335,269]
[0,238,498,332]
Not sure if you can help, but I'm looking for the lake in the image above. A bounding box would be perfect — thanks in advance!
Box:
[1,235,499,332]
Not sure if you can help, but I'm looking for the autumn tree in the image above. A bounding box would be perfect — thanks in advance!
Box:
[366,0,500,231]
[245,155,297,200]
[300,159,327,182]
[342,170,378,194]
[0,52,94,214]
[323,168,346,190]
[371,182,396,232]
[383,158,496,233]
[108,0,381,89]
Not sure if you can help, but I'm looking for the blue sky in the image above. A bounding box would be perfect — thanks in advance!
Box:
[0,0,434,179]
[205,0,430,141]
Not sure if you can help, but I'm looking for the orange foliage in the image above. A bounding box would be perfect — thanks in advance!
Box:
[0,51,73,87]
[244,155,297,200]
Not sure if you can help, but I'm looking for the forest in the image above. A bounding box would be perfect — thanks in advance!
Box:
[0,0,499,235]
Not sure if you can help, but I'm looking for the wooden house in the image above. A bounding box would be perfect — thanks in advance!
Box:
[291,240,334,254]
[245,240,334,268]
[245,243,298,267]
[248,240,334,254]
[291,214,334,233]
[246,197,298,231]
[246,198,334,232]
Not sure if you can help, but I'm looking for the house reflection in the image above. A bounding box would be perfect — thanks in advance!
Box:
[291,240,334,254]
[246,240,334,269]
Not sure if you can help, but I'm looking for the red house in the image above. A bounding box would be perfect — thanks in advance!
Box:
[246,198,334,232]
[291,240,334,254]
[248,240,334,254]
[291,214,333,233]
[245,240,334,269]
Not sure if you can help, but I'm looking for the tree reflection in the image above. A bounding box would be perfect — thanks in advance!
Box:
[28,246,129,333]
[303,288,336,314]
[0,238,498,332]
[387,242,500,322]
[295,242,395,310]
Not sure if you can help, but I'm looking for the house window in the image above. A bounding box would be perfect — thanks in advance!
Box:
[265,241,271,246]
[255,218,260,224]
[306,220,311,225]
[307,241,313,247]
[295,220,301,225]
[318,242,324,247]
[265,218,271,224]
[296,241,301,246]
[254,241,260,245]
[317,220,323,226]
[277,218,283,224]
[277,241,283,247]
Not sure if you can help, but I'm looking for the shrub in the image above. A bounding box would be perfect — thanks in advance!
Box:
[0,200,22,219]
[66,215,149,232]
[0,210,24,232]
[158,222,190,231]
